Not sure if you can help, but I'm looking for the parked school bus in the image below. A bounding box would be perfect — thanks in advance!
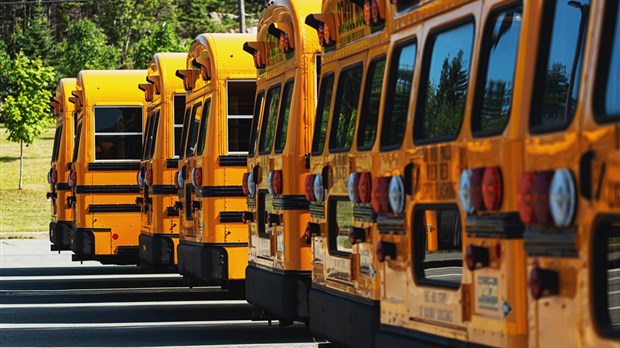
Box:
[68,70,147,264]
[48,78,77,251]
[174,33,255,289]
[517,0,619,346]
[241,0,320,324]
[136,53,186,268]
[304,0,389,345]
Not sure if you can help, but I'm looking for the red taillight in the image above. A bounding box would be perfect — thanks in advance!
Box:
[351,173,361,203]
[482,166,502,211]
[145,168,153,187]
[192,168,202,187]
[112,233,119,240]
[358,172,371,203]
[371,177,383,213]
[174,170,180,189]
[51,169,58,184]
[533,171,553,225]
[372,177,391,213]
[529,263,559,300]
[68,170,76,188]
[518,172,536,224]
[305,174,316,201]
[470,168,485,212]
[242,172,249,196]
[271,170,282,195]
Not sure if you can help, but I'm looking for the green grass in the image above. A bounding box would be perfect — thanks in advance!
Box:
[0,125,54,233]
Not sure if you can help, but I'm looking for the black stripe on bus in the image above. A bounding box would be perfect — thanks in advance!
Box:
[166,158,179,169]
[219,155,247,167]
[88,204,141,213]
[88,162,140,171]
[55,183,71,191]
[197,186,244,198]
[75,185,140,194]
[219,211,244,223]
[465,213,525,239]
[272,195,309,210]
[151,185,177,195]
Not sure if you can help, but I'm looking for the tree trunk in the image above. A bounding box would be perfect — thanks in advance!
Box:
[19,140,23,190]
[238,0,246,33]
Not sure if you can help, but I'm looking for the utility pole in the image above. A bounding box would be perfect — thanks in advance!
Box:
[238,0,246,33]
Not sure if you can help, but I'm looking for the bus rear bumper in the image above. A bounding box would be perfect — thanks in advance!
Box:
[177,241,228,286]
[309,284,379,348]
[375,324,489,348]
[138,233,175,266]
[70,228,139,265]
[245,265,310,322]
[50,221,73,251]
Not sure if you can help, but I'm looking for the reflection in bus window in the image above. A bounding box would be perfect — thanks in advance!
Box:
[258,85,281,154]
[381,42,416,150]
[413,206,462,288]
[274,80,294,154]
[248,91,264,156]
[395,0,419,13]
[196,99,211,156]
[141,112,155,160]
[228,81,256,153]
[415,23,473,143]
[532,0,590,132]
[51,125,63,162]
[599,1,620,117]
[312,73,335,155]
[173,95,186,156]
[473,6,522,135]
[94,106,143,160]
[179,108,191,159]
[185,103,201,157]
[358,57,386,151]
[329,64,363,152]
[329,198,353,254]
[148,111,160,159]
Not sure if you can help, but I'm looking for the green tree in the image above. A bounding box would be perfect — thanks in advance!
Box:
[10,5,55,66]
[1,52,56,189]
[56,19,119,78]
[131,22,186,69]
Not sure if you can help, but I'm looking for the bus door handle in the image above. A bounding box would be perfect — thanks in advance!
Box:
[579,150,595,200]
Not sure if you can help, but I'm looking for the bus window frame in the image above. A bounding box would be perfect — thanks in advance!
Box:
[51,125,63,162]
[226,79,256,155]
[173,94,186,158]
[328,62,364,154]
[413,17,475,146]
[93,105,144,162]
[147,110,160,160]
[248,90,265,157]
[258,82,282,156]
[593,0,620,123]
[471,2,523,138]
[274,78,295,154]
[196,98,212,156]
[178,107,192,160]
[311,72,335,156]
[142,110,155,161]
[184,102,202,158]
[357,55,387,152]
[327,196,354,258]
[72,122,83,162]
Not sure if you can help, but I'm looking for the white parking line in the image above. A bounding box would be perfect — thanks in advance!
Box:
[0,300,248,309]
[0,274,182,281]
[0,320,271,329]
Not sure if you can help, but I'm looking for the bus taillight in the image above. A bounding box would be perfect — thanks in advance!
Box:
[137,169,144,187]
[145,168,153,187]
[518,169,576,227]
[191,168,202,187]
[51,169,58,184]
[175,170,184,189]
[358,172,371,203]
[347,173,360,203]
[305,174,316,202]
[465,244,489,271]
[482,166,502,211]
[268,170,282,195]
[68,170,76,188]
[371,176,391,214]
[242,172,250,196]
[529,263,559,300]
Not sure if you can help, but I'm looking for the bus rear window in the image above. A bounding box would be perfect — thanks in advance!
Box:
[196,99,211,156]
[72,123,82,162]
[595,1,620,120]
[146,111,160,160]
[414,22,474,144]
[141,112,155,160]
[185,103,201,157]
[358,56,386,151]
[228,81,256,153]
[329,63,363,152]
[173,95,186,157]
[531,0,590,133]
[274,79,294,154]
[381,41,416,151]
[258,84,281,155]
[94,106,142,160]
[593,216,620,337]
[248,91,264,157]
[328,198,354,255]
[413,205,463,288]
[311,73,335,155]
[51,125,63,162]
[473,6,522,136]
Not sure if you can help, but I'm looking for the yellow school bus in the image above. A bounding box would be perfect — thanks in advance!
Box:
[174,33,255,290]
[518,1,619,346]
[136,53,186,268]
[48,78,77,251]
[241,0,320,324]
[68,70,147,265]
[304,0,389,345]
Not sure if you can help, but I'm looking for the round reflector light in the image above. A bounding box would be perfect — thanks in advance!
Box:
[533,171,554,224]
[267,171,275,195]
[137,170,144,187]
[273,170,283,195]
[242,172,250,196]
[192,168,202,187]
[176,170,185,189]
[68,170,76,188]
[305,174,316,201]
[549,169,576,227]
[379,177,391,213]
[470,168,485,212]
[482,166,502,211]
[47,169,53,184]
[145,169,153,187]
[358,172,372,203]
[389,175,405,214]
[314,174,324,203]
[459,170,474,213]
[51,169,58,184]
[518,172,536,224]
[347,173,358,203]
[248,172,256,196]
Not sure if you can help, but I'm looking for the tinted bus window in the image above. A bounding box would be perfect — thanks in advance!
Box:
[148,111,160,159]
[196,99,211,156]
[185,103,201,157]
[72,123,82,162]
[173,95,186,157]
[328,198,354,255]
[51,125,63,162]
[228,81,256,153]
[531,0,590,132]
[178,108,191,159]
[596,1,620,119]
[329,64,363,152]
[94,106,142,160]
[381,42,416,151]
[396,0,419,12]
[258,85,281,155]
[274,79,294,154]
[593,218,620,334]
[142,112,155,160]
[358,57,386,151]
[248,91,264,156]
[311,73,335,155]
[415,23,474,143]
[473,6,522,136]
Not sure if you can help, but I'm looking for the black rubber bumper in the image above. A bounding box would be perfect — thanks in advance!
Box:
[309,285,379,348]
[50,221,73,251]
[70,228,139,265]
[245,265,310,322]
[177,241,228,286]
[70,228,94,256]
[138,233,175,266]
